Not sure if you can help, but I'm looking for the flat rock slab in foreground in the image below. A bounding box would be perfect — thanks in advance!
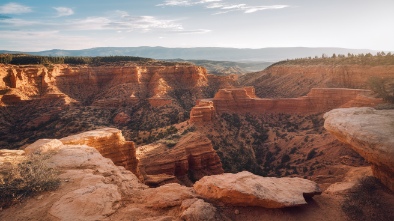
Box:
[193,171,321,208]
[324,107,394,191]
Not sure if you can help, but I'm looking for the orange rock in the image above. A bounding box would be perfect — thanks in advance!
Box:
[194,171,322,208]
[60,128,139,176]
[189,87,382,122]
[138,132,224,186]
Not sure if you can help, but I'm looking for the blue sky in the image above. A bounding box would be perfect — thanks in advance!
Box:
[0,0,393,51]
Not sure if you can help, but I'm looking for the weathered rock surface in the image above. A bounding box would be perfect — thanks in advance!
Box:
[190,87,381,122]
[194,171,322,208]
[324,107,394,191]
[138,132,224,186]
[60,128,139,176]
[0,131,226,221]
[0,63,213,107]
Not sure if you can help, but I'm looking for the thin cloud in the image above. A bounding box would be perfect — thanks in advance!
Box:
[157,0,221,7]
[53,7,74,17]
[0,2,32,14]
[174,28,211,34]
[158,0,289,14]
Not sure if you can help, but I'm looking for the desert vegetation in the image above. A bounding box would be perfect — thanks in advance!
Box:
[0,153,60,208]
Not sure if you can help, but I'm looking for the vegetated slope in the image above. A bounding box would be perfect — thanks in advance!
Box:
[239,53,394,98]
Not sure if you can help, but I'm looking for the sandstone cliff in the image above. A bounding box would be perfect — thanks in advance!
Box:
[324,107,394,191]
[0,63,211,106]
[138,132,224,186]
[59,128,139,176]
[240,64,394,98]
[190,87,381,122]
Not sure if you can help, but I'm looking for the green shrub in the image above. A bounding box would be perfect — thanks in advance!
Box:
[0,154,60,208]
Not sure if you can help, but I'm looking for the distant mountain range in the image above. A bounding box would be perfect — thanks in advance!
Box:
[0,47,385,62]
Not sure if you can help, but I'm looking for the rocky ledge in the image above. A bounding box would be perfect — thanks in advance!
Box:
[0,128,323,220]
[324,107,394,191]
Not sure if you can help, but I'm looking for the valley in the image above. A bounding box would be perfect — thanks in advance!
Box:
[1,54,394,220]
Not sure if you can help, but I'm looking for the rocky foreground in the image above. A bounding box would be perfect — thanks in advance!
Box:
[324,107,394,191]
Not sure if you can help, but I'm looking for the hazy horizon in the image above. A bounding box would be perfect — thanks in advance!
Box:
[1,0,393,51]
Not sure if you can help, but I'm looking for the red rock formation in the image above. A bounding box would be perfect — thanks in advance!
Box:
[190,100,215,123]
[189,87,382,122]
[138,132,224,186]
[0,63,209,107]
[239,64,394,98]
[59,128,139,176]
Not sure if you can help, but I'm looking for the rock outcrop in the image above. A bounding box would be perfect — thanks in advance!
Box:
[60,128,139,176]
[0,131,228,221]
[194,171,322,208]
[190,87,381,122]
[0,63,211,107]
[324,107,394,191]
[138,132,224,186]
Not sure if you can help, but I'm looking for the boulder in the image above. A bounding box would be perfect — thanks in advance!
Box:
[193,171,321,208]
[324,107,394,191]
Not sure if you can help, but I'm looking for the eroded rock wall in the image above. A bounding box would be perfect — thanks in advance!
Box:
[138,132,224,186]
[60,128,139,176]
[0,64,209,106]
[190,87,381,122]
[240,64,394,98]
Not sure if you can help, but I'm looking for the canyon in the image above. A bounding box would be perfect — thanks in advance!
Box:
[1,56,394,220]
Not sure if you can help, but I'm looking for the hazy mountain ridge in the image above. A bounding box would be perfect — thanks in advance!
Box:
[0,47,382,62]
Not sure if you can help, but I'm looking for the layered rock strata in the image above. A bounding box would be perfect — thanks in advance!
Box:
[194,171,322,208]
[0,63,209,107]
[239,64,394,98]
[324,107,394,191]
[138,132,224,186]
[60,128,139,176]
[190,87,381,122]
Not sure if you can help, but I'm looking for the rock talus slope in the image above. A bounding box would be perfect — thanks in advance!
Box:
[324,107,394,191]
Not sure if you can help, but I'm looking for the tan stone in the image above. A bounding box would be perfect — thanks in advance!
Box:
[143,183,195,208]
[324,107,394,191]
[60,128,139,176]
[194,171,321,208]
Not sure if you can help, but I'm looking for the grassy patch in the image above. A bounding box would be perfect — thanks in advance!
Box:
[0,154,60,208]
